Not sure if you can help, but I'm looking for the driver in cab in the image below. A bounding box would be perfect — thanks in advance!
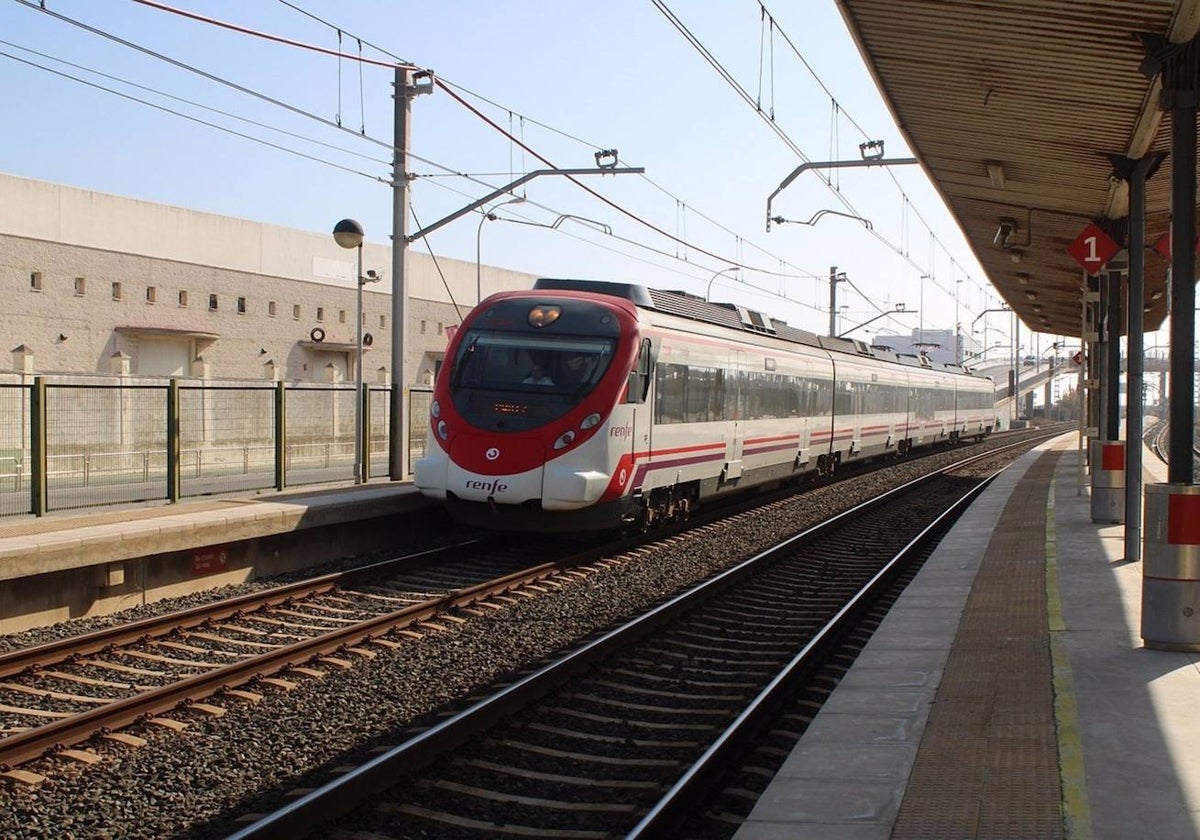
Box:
[523,364,554,385]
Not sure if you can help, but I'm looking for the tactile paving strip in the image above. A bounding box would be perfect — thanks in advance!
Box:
[891,449,1064,840]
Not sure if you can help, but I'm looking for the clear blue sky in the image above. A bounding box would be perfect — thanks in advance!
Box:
[1,0,1025,346]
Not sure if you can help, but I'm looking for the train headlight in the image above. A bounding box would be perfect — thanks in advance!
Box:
[552,430,576,450]
[580,412,601,430]
[431,400,441,419]
[436,420,449,441]
[527,305,562,328]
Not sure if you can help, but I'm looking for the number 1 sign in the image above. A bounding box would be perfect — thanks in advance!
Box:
[1067,223,1121,274]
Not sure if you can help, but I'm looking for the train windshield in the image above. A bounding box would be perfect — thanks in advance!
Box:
[453,331,614,394]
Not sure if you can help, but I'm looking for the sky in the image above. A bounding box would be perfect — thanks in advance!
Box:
[1,0,1039,350]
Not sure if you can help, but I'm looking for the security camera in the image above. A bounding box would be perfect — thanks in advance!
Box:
[364,269,384,283]
[994,218,1017,248]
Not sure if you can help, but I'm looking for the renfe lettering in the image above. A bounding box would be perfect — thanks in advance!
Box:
[609,423,633,438]
[466,478,509,494]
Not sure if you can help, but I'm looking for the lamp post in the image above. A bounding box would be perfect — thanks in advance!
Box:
[475,196,526,305]
[705,266,741,302]
[333,218,365,484]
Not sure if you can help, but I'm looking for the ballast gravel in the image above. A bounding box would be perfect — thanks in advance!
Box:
[0,436,1043,839]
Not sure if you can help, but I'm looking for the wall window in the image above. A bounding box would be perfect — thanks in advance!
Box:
[379,315,386,328]
[74,276,86,296]
[338,310,346,323]
[292,304,301,320]
[237,296,246,314]
[316,307,324,322]
[437,322,444,335]
[268,301,277,317]
[30,271,42,291]
[179,290,188,307]
[420,320,427,334]
[146,286,157,303]
[208,294,219,311]
[112,282,122,301]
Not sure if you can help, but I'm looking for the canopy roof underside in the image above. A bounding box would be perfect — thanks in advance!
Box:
[837,0,1200,337]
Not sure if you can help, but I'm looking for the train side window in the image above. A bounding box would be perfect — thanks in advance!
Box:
[626,338,654,404]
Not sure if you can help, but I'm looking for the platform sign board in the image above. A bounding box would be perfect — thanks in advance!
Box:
[1067,223,1120,274]
[192,545,230,577]
[1151,229,1200,261]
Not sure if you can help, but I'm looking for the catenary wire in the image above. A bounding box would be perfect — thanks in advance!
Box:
[0,38,392,168]
[0,49,387,182]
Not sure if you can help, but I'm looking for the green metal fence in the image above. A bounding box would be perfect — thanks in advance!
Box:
[0,379,430,517]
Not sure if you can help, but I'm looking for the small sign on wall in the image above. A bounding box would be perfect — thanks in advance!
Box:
[192,546,230,576]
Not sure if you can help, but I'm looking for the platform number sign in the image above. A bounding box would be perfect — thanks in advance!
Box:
[1067,223,1120,274]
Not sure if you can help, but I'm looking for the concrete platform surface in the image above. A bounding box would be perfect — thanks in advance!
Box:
[736,435,1200,840]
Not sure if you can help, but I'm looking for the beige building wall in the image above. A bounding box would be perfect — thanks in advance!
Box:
[0,172,538,384]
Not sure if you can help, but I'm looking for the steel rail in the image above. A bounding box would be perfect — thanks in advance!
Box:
[628,467,998,836]
[0,554,562,771]
[227,440,1035,840]
[0,539,484,679]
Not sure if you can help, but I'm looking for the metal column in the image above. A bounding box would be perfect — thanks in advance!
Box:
[1117,153,1163,561]
[1167,87,1197,485]
[1143,37,1200,649]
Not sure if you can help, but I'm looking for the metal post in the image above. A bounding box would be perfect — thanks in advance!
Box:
[1104,269,1122,440]
[1078,281,1088,495]
[362,384,371,482]
[390,66,413,481]
[167,379,180,504]
[274,380,286,491]
[354,242,364,484]
[1097,273,1110,437]
[30,376,45,516]
[475,212,487,307]
[828,267,838,338]
[1012,311,1019,421]
[1126,155,1152,562]
[1169,89,1197,484]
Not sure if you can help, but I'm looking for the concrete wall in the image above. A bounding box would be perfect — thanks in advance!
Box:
[0,172,537,384]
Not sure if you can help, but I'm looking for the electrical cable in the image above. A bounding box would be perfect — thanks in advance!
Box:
[266,0,826,290]
[0,48,386,182]
[0,38,391,168]
[19,0,894,322]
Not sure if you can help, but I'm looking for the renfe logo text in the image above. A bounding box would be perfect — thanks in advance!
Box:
[466,479,509,494]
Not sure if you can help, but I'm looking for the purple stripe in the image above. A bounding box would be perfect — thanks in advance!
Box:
[743,441,800,457]
[632,451,725,486]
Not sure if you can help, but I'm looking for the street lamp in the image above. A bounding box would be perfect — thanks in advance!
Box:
[333,218,365,485]
[475,196,526,305]
[705,266,741,302]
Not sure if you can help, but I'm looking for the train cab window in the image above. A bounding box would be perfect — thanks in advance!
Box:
[450,330,616,431]
[626,338,654,404]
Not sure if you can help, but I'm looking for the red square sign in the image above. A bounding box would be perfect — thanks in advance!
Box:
[1067,223,1120,274]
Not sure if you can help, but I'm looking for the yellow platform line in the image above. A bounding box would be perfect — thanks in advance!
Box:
[1046,481,1093,839]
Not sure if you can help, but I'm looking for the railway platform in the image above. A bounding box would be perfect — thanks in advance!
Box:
[736,433,1200,840]
[0,481,438,633]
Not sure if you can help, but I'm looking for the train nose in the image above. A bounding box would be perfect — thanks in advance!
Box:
[448,433,545,504]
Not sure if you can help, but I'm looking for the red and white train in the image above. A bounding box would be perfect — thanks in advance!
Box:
[414,279,996,531]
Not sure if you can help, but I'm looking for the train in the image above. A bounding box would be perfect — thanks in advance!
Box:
[413,278,996,532]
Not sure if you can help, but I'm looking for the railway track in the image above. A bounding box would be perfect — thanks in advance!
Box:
[1146,419,1200,474]
[227,443,1022,839]
[0,538,603,774]
[0,427,1058,783]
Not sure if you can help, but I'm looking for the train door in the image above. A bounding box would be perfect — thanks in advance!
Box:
[626,337,655,477]
[723,351,744,481]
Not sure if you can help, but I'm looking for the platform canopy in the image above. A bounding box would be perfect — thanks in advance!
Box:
[836,0,1200,337]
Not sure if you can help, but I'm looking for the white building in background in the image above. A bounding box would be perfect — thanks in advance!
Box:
[0,172,537,385]
[866,327,981,368]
